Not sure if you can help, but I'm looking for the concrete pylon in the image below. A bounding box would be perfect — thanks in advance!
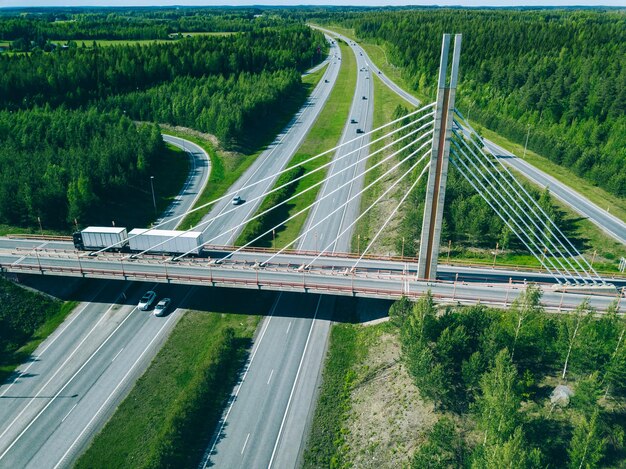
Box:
[417,34,462,280]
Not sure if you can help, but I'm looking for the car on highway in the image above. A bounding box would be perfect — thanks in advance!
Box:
[356,128,364,134]
[232,195,242,205]
[350,118,358,124]
[362,96,367,100]
[138,291,157,311]
[153,298,171,317]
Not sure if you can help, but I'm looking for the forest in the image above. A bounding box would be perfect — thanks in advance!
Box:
[0,13,326,230]
[0,8,276,44]
[0,108,163,229]
[315,9,626,197]
[390,289,626,468]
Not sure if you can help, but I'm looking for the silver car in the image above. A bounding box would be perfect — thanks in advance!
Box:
[154,298,171,317]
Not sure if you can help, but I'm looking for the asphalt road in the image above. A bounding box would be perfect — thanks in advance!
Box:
[204,36,375,469]
[198,39,340,246]
[0,135,209,468]
[482,140,626,245]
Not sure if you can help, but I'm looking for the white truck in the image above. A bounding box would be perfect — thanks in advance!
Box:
[73,226,129,252]
[128,228,205,256]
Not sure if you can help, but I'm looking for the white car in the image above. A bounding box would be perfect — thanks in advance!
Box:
[232,195,242,205]
[138,291,157,311]
[153,298,171,317]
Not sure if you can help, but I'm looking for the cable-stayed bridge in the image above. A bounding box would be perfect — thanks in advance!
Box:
[0,34,621,313]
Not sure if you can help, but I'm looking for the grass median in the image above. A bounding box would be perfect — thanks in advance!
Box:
[236,42,356,248]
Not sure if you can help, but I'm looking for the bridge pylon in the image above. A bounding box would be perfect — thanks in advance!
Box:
[417,33,462,280]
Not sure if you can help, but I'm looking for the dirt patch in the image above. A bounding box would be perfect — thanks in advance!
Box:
[344,330,436,468]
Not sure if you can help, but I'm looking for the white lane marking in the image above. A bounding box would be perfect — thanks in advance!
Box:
[267,369,274,385]
[285,321,291,335]
[241,433,250,455]
[201,293,282,469]
[61,404,77,424]
[0,284,131,444]
[111,348,124,363]
[0,297,142,461]
[52,288,193,469]
[268,296,323,468]
[0,281,109,398]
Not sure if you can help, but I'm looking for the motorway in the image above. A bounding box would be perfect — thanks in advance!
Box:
[319,26,626,248]
[197,38,340,247]
[0,137,210,468]
[204,36,375,468]
[0,41,342,468]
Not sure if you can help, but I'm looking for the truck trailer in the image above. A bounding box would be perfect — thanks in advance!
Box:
[128,229,205,256]
[73,227,129,251]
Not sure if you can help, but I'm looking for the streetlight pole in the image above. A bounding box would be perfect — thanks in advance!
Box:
[150,176,157,215]
[523,124,531,159]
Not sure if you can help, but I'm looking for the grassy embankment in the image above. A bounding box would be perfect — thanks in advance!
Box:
[76,289,271,468]
[0,277,78,384]
[236,41,356,248]
[321,25,626,274]
[168,64,328,231]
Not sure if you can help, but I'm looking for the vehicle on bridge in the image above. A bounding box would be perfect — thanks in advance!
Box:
[73,226,207,257]
[72,226,129,252]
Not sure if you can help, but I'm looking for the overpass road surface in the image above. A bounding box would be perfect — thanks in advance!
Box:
[0,45,342,468]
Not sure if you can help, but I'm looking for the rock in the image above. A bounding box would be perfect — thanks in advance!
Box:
[550,384,574,407]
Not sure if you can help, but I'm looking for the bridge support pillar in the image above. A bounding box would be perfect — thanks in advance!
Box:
[417,34,461,280]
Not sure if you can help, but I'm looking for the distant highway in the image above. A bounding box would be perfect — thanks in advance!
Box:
[0,135,210,468]
[319,26,626,248]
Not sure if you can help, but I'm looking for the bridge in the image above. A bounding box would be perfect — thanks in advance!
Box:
[0,34,622,314]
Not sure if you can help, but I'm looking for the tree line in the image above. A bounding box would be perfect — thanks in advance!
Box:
[320,8,626,197]
[390,289,626,468]
[0,8,279,44]
[0,108,163,229]
[0,24,326,110]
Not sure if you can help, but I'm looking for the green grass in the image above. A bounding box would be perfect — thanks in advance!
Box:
[303,322,360,468]
[76,289,268,469]
[0,278,78,384]
[237,41,356,249]
[52,33,233,48]
[479,126,626,224]
[351,71,416,254]
[160,129,258,230]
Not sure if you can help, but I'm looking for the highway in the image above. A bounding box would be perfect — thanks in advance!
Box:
[204,35,375,468]
[0,42,342,468]
[0,136,211,468]
[198,38,341,247]
[319,26,626,248]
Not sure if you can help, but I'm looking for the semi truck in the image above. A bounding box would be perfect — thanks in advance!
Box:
[128,228,205,255]
[73,227,129,251]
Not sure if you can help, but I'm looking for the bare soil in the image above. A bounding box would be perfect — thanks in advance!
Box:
[343,329,436,468]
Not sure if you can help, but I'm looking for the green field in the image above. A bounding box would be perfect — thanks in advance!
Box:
[51,32,235,48]
[237,41,356,248]
[76,289,270,468]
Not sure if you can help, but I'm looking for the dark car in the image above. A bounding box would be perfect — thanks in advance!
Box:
[356,128,364,134]
[362,96,367,100]
[138,291,157,311]
[350,119,358,124]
